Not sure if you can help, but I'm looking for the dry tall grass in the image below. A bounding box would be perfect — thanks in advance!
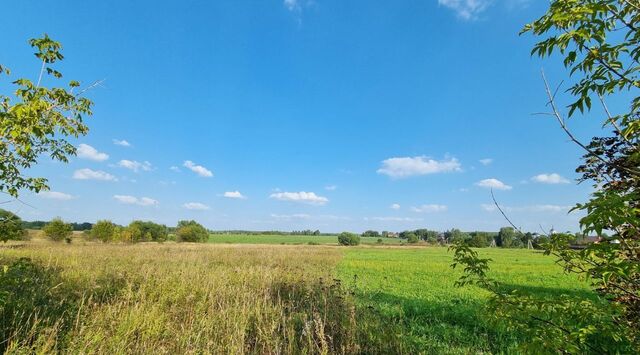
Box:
[1,243,397,354]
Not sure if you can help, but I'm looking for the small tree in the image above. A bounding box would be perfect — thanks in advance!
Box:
[497,227,515,248]
[0,209,26,242]
[338,232,360,246]
[406,233,419,244]
[90,220,117,242]
[176,220,208,243]
[43,218,72,243]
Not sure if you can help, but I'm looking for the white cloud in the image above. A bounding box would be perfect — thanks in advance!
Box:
[223,191,247,199]
[117,160,152,172]
[479,158,493,166]
[475,178,512,190]
[113,195,158,206]
[283,0,299,11]
[390,203,401,210]
[183,160,213,177]
[183,202,210,210]
[531,173,570,184]
[170,166,181,172]
[77,144,109,161]
[325,185,337,191]
[377,156,461,178]
[366,216,424,222]
[73,168,117,181]
[438,0,492,20]
[271,213,311,219]
[269,191,329,205]
[411,204,448,213]
[38,191,74,200]
[113,139,131,147]
[481,203,572,213]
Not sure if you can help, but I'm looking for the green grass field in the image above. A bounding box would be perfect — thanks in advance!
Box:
[207,233,403,245]
[0,239,590,353]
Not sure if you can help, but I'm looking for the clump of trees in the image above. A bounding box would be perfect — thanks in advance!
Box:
[43,218,73,243]
[338,232,360,246]
[0,209,27,242]
[175,220,209,243]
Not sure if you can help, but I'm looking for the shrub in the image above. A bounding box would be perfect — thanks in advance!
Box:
[376,238,383,244]
[43,218,73,243]
[337,232,360,246]
[91,220,117,242]
[406,233,419,244]
[176,220,208,243]
[0,209,27,242]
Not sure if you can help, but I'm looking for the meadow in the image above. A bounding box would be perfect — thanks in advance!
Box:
[0,239,591,354]
[207,234,402,245]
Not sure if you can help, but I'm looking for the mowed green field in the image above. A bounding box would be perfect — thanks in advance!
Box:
[208,233,402,245]
[0,240,590,354]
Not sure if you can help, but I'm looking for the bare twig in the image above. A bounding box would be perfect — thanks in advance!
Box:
[491,189,524,235]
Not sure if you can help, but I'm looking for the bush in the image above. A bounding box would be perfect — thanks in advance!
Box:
[0,209,27,242]
[376,238,383,244]
[91,220,117,242]
[337,232,360,246]
[176,220,209,243]
[43,218,73,243]
[406,233,419,244]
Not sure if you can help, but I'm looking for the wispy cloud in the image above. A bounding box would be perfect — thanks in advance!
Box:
[479,158,493,166]
[481,203,572,213]
[77,144,109,161]
[475,178,512,190]
[223,191,247,199]
[531,173,570,184]
[325,185,337,191]
[113,139,131,147]
[38,191,74,201]
[437,0,492,20]
[73,168,117,181]
[366,216,424,222]
[183,202,210,210]
[411,204,448,213]
[113,195,158,206]
[269,191,329,205]
[390,203,401,210]
[118,160,152,172]
[377,156,461,178]
[183,160,213,177]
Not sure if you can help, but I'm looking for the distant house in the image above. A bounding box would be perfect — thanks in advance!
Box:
[386,232,399,238]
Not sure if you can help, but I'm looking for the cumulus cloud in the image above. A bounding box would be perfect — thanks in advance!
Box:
[271,213,311,220]
[531,173,570,184]
[183,202,210,210]
[438,0,492,20]
[366,216,423,222]
[479,158,493,166]
[113,139,131,147]
[73,168,117,181]
[117,160,152,172]
[38,191,74,200]
[481,203,572,213]
[411,204,448,213]
[113,195,158,206]
[390,203,401,210]
[475,178,512,190]
[377,156,461,178]
[269,191,329,205]
[77,144,109,161]
[183,160,213,177]
[223,191,247,199]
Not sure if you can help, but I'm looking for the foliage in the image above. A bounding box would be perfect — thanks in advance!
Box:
[176,220,208,243]
[338,232,360,246]
[449,1,640,352]
[129,220,168,242]
[90,220,117,242]
[0,209,26,242]
[406,232,419,244]
[0,35,94,197]
[42,217,72,243]
[361,230,380,238]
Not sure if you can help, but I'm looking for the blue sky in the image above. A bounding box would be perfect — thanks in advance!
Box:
[1,0,615,233]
